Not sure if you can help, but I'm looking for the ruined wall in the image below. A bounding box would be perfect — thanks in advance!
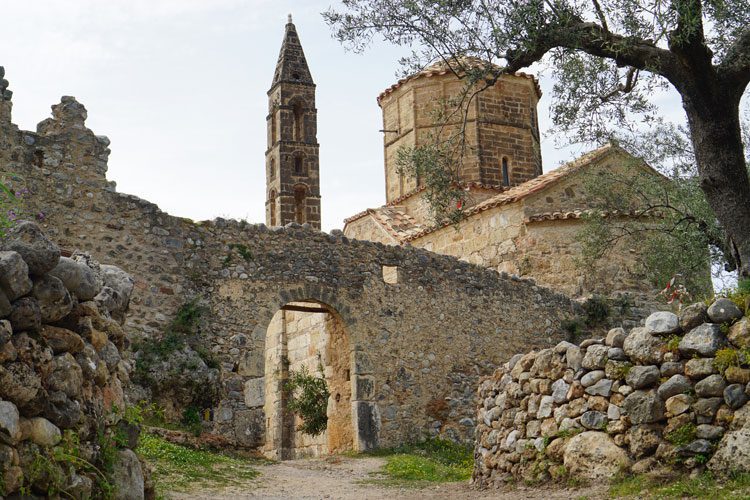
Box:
[474,299,750,487]
[0,81,578,454]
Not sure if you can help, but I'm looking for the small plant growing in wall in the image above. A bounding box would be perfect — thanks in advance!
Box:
[284,363,330,437]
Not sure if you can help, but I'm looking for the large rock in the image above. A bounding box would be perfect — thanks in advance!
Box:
[22,417,61,446]
[32,275,73,322]
[680,303,708,332]
[8,297,41,332]
[581,344,609,370]
[623,327,664,365]
[728,318,750,349]
[657,374,692,400]
[679,323,726,358]
[626,366,660,389]
[44,390,82,429]
[708,405,750,476]
[0,362,41,406]
[0,221,60,275]
[694,374,726,398]
[47,353,83,399]
[40,325,85,354]
[581,411,607,429]
[49,256,101,300]
[563,431,632,479]
[96,265,134,318]
[0,251,32,300]
[707,298,743,324]
[0,400,20,445]
[112,449,145,500]
[622,390,665,424]
[606,328,627,348]
[685,358,717,379]
[645,311,679,335]
[724,384,748,410]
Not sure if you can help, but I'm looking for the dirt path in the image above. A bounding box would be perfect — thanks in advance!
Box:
[168,455,607,500]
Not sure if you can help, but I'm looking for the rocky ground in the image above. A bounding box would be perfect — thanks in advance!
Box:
[166,455,606,499]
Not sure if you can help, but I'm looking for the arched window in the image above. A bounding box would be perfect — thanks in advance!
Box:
[269,158,276,180]
[294,155,305,176]
[292,103,303,142]
[501,157,510,187]
[270,109,277,146]
[268,190,277,226]
[294,186,306,223]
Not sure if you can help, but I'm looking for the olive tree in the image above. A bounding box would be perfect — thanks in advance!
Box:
[324,0,750,278]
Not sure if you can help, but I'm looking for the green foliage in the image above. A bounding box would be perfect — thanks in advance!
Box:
[665,423,697,447]
[181,406,203,436]
[582,295,610,326]
[610,470,750,499]
[561,318,585,342]
[722,278,750,314]
[665,335,682,354]
[365,438,472,485]
[713,348,750,375]
[396,142,466,225]
[284,364,330,436]
[0,180,17,238]
[138,432,259,495]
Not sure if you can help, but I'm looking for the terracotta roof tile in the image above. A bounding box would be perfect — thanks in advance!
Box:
[377,57,541,104]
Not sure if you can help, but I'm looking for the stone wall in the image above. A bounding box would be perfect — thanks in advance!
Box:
[0,82,579,456]
[473,298,750,487]
[0,222,146,498]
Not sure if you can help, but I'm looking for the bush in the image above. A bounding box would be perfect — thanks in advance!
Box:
[583,295,610,326]
[284,364,330,436]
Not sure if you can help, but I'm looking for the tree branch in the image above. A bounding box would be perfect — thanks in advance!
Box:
[718,28,750,93]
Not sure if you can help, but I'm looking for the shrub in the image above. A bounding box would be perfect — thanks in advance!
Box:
[714,348,742,375]
[582,295,610,326]
[284,364,330,436]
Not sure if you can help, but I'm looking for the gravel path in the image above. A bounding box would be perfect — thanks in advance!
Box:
[167,455,607,499]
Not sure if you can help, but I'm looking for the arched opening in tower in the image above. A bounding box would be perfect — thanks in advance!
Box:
[263,301,354,459]
[292,103,304,142]
[268,189,277,226]
[294,186,306,224]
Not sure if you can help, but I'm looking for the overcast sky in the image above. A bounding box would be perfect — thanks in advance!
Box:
[2,0,685,231]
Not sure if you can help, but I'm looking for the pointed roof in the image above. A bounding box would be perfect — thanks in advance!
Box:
[270,15,314,90]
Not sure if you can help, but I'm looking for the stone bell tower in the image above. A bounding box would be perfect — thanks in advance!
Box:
[265,15,321,229]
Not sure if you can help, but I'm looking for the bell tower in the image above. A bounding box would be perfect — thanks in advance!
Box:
[265,15,321,229]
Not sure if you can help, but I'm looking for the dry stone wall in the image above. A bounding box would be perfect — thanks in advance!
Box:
[0,221,147,499]
[473,298,750,487]
[0,82,580,454]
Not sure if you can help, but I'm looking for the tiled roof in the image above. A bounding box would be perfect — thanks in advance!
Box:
[525,209,663,224]
[343,207,427,244]
[400,144,620,241]
[377,57,541,104]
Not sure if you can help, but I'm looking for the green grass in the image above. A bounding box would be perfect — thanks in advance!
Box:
[358,438,473,487]
[138,433,260,495]
[609,471,750,499]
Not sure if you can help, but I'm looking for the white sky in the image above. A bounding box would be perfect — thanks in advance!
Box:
[1,0,685,231]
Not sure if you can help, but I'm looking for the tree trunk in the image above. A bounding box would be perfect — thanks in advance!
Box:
[682,91,750,278]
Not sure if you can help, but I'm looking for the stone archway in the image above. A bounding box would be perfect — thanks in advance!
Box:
[262,300,354,460]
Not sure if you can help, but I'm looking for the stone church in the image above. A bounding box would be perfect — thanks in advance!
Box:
[266,18,662,303]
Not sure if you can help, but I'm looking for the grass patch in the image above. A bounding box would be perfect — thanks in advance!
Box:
[609,471,750,498]
[138,433,259,495]
[358,438,472,487]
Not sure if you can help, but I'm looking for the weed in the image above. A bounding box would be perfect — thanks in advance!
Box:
[714,348,742,375]
[284,363,330,436]
[181,406,203,436]
[666,423,697,446]
[665,335,682,353]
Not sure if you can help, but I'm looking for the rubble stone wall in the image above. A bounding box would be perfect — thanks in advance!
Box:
[474,298,750,487]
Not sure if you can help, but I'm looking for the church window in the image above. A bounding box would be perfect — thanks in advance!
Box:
[294,186,306,223]
[268,190,277,226]
[270,109,277,145]
[294,155,305,176]
[269,158,276,179]
[502,157,510,187]
[293,103,304,142]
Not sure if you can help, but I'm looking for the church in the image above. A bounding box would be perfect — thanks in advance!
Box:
[265,17,663,303]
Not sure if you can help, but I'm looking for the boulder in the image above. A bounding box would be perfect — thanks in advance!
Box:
[680,302,709,332]
[606,327,627,348]
[622,390,665,424]
[607,347,627,361]
[660,362,684,377]
[0,362,41,407]
[692,398,722,424]
[581,411,607,430]
[0,251,32,301]
[565,346,583,371]
[581,370,605,387]
[626,366,660,389]
[709,405,750,475]
[685,358,717,379]
[728,318,750,349]
[550,379,570,404]
[665,394,693,417]
[563,431,632,479]
[696,424,725,441]
[97,265,134,317]
[582,344,609,370]
[724,384,748,410]
[585,378,613,397]
[0,400,20,445]
[112,449,145,500]
[645,311,679,335]
[725,367,750,385]
[40,325,85,354]
[0,221,60,275]
[679,323,725,358]
[530,349,565,379]
[707,298,743,324]
[49,256,101,300]
[22,417,61,446]
[623,327,664,365]
[8,297,41,332]
[694,374,726,398]
[44,390,82,429]
[47,353,83,399]
[32,275,73,322]
[628,425,662,458]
